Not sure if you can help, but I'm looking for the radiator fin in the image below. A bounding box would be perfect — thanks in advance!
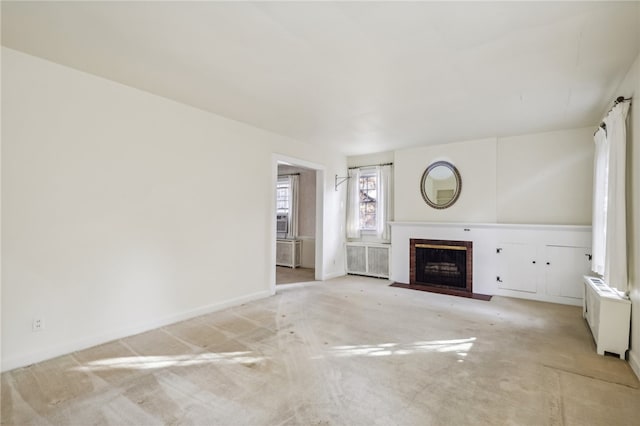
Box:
[346,243,390,278]
[368,246,390,276]
[346,245,367,274]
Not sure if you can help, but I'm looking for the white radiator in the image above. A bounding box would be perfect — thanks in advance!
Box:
[276,239,301,268]
[346,242,390,278]
[583,276,630,359]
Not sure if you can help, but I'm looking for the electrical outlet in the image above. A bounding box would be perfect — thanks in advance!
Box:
[32,317,44,332]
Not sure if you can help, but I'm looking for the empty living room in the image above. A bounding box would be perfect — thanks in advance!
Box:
[2,1,640,425]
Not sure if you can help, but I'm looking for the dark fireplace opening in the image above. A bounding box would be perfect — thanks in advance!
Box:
[415,245,467,288]
[410,239,473,293]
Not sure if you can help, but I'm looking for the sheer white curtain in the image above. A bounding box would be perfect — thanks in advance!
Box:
[591,101,630,293]
[603,102,630,293]
[346,168,361,239]
[591,128,608,275]
[375,165,393,241]
[286,175,299,239]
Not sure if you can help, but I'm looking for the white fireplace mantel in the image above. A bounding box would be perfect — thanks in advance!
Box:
[390,221,591,232]
[389,222,592,306]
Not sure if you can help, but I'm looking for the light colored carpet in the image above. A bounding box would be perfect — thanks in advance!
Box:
[276,266,316,285]
[2,275,639,425]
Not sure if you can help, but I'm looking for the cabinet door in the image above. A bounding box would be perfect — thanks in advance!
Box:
[544,246,591,299]
[497,243,538,293]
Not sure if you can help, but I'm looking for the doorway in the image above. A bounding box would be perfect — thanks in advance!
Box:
[271,155,324,293]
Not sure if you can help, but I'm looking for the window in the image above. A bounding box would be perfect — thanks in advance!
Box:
[276,177,289,236]
[359,172,377,230]
[346,164,392,241]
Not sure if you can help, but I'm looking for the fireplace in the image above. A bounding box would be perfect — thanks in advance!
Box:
[410,239,473,294]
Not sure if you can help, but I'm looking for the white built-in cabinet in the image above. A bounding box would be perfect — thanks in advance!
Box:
[544,246,592,299]
[496,243,538,293]
[496,243,592,300]
[389,222,592,306]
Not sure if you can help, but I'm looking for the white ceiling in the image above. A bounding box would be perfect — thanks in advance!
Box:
[2,1,639,155]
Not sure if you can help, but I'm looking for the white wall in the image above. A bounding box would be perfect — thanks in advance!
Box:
[392,130,593,225]
[394,138,498,223]
[1,47,346,371]
[497,128,594,225]
[347,151,394,168]
[615,51,640,378]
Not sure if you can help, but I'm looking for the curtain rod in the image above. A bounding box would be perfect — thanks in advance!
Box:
[278,173,300,177]
[336,162,394,191]
[595,96,633,136]
[348,162,394,170]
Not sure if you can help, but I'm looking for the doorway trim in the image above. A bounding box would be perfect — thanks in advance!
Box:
[271,154,325,295]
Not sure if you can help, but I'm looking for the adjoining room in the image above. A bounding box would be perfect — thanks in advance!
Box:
[276,162,317,285]
[2,2,640,424]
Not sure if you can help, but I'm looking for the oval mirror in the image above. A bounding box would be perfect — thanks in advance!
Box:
[420,161,461,209]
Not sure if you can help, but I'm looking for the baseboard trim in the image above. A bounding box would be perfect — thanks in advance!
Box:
[322,271,346,281]
[629,349,640,380]
[492,289,583,307]
[1,290,271,372]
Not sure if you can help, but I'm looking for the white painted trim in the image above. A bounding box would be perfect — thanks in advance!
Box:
[493,290,583,307]
[322,271,347,281]
[389,221,591,232]
[1,290,271,372]
[276,281,320,290]
[271,154,325,289]
[270,157,279,295]
[344,241,391,247]
[629,349,640,380]
[314,169,325,281]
